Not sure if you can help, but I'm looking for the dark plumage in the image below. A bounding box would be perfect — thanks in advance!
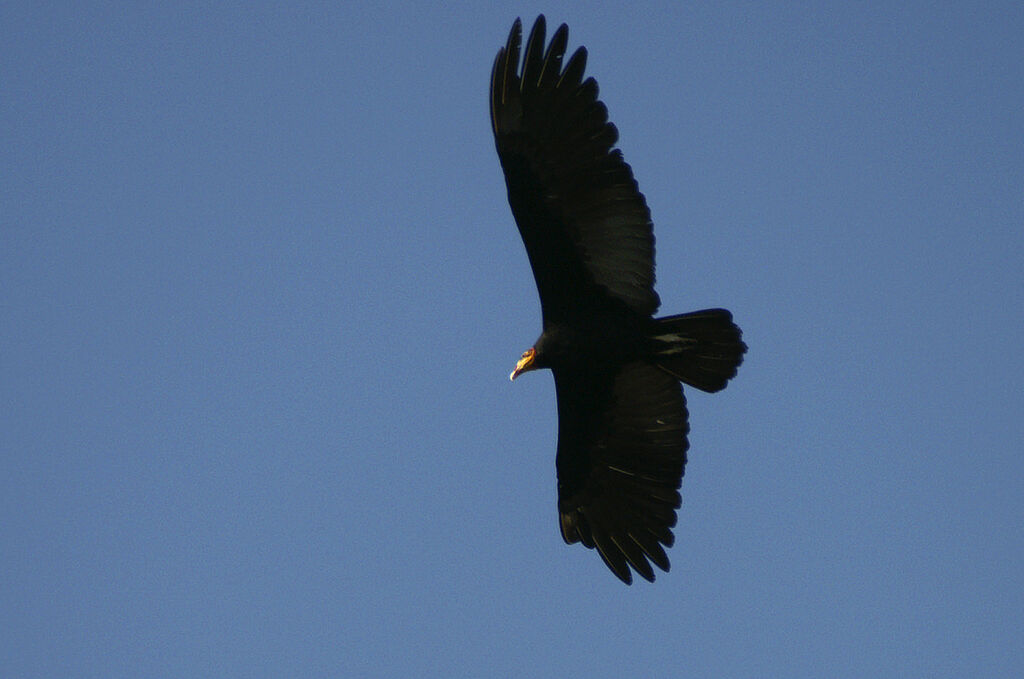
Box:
[491,16,746,584]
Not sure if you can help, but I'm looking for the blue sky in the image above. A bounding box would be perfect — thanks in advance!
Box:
[3,2,1022,676]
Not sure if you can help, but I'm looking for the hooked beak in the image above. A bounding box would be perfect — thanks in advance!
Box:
[509,347,537,381]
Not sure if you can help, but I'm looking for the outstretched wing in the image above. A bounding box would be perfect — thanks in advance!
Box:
[490,16,660,324]
[553,361,689,584]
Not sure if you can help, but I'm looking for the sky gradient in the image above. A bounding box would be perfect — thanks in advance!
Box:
[3,2,1022,677]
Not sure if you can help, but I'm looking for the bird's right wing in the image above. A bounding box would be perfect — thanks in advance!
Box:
[553,361,689,584]
[490,16,661,324]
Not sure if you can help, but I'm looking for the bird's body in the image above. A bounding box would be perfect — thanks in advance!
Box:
[491,16,746,584]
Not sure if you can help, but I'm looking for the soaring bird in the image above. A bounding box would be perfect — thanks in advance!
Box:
[490,16,747,584]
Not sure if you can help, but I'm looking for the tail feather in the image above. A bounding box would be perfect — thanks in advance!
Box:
[650,309,746,393]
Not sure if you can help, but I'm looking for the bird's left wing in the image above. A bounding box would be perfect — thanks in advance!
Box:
[490,16,661,324]
[553,361,689,584]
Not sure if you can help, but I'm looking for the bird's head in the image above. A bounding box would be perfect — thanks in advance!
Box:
[510,328,574,380]
[509,346,538,381]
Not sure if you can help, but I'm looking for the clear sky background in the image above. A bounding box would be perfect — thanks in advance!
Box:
[3,2,1022,677]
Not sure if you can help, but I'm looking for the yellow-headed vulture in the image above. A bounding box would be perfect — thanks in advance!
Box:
[491,16,747,584]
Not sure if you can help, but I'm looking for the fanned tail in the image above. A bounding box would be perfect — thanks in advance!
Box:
[650,309,746,393]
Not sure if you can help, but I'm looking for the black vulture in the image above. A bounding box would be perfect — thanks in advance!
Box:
[491,16,747,584]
